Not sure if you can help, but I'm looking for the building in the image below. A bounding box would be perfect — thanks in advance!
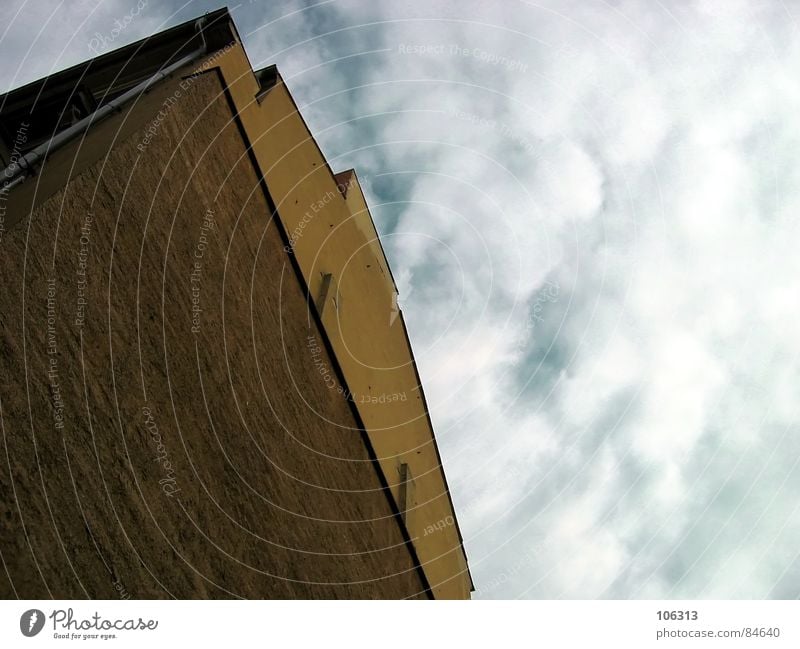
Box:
[0,8,472,599]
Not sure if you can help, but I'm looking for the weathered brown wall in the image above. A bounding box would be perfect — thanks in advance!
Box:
[0,71,428,599]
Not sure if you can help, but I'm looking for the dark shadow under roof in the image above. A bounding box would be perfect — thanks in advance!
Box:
[0,7,236,165]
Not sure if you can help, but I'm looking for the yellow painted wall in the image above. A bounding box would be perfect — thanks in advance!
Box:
[205,44,472,598]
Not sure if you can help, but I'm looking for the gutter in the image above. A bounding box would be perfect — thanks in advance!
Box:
[0,17,212,193]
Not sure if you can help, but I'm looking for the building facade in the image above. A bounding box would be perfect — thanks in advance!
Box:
[0,8,472,599]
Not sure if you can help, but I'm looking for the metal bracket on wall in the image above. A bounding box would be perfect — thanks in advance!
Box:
[316,272,334,317]
[398,462,412,523]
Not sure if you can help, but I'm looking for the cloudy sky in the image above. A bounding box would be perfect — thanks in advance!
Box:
[4,0,800,599]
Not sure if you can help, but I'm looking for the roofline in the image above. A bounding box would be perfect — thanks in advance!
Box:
[327,166,474,591]
[254,69,474,591]
[246,54,476,596]
[1,7,234,101]
[0,7,238,192]
[212,68,435,598]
